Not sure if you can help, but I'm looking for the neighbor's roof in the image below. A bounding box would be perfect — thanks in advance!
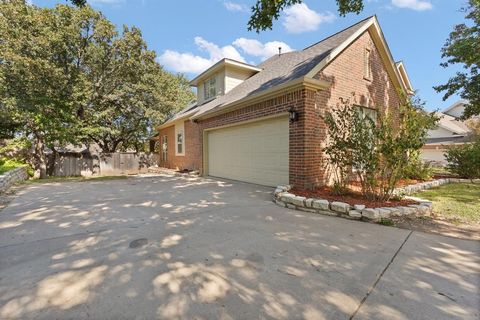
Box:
[442,100,468,116]
[161,15,410,126]
[434,112,471,135]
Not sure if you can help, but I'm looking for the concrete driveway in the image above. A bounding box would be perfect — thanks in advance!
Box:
[0,173,478,320]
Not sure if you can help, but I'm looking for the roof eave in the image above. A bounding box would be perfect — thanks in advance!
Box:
[305,16,411,98]
[189,58,262,87]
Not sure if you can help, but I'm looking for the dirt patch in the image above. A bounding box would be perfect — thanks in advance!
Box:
[391,214,480,241]
[290,187,418,208]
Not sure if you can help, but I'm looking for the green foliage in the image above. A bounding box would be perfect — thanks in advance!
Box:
[324,95,438,201]
[0,158,27,175]
[403,152,434,181]
[248,0,364,32]
[378,218,395,226]
[434,0,479,119]
[0,1,194,177]
[444,139,480,179]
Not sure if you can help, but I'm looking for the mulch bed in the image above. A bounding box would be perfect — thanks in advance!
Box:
[290,186,418,208]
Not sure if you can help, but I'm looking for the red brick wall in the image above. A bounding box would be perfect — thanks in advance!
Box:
[312,29,403,186]
[158,120,201,171]
[158,29,403,189]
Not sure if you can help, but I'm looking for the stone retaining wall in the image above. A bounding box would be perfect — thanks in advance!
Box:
[0,167,28,193]
[273,185,433,222]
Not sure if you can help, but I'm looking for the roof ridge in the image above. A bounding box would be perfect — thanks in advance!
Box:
[302,15,375,51]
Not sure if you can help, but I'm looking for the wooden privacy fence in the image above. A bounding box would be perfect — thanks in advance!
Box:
[47,152,159,177]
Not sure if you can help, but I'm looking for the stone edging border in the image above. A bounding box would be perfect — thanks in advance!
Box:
[0,167,28,193]
[393,177,479,196]
[273,185,432,222]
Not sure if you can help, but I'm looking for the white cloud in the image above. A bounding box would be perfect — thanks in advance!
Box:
[158,50,212,74]
[223,1,248,12]
[194,37,245,63]
[233,38,293,60]
[159,37,293,74]
[159,37,244,73]
[282,3,335,33]
[391,0,433,11]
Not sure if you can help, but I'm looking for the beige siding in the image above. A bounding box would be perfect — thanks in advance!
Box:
[421,148,447,165]
[224,68,253,94]
[206,116,289,187]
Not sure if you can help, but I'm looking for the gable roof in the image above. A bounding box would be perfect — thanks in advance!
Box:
[434,112,471,136]
[160,16,411,127]
[442,100,467,117]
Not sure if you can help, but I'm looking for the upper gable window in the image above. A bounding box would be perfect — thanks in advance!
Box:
[203,76,217,100]
[364,48,371,80]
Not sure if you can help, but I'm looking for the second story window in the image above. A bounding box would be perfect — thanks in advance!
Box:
[364,48,371,80]
[204,76,217,100]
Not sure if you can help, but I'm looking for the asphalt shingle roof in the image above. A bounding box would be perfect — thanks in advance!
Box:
[165,16,373,123]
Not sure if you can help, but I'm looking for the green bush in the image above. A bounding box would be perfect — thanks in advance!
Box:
[445,140,480,179]
[0,158,24,174]
[403,152,434,181]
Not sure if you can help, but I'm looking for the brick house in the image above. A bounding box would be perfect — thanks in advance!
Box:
[157,16,413,189]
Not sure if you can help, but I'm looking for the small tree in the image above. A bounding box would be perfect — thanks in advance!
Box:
[445,139,480,180]
[324,96,437,200]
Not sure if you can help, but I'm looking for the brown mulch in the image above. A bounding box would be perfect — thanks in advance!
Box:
[290,186,418,208]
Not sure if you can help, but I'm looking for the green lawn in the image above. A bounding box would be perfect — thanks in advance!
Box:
[413,183,480,223]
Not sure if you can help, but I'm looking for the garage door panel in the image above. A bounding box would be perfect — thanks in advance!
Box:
[207,117,288,187]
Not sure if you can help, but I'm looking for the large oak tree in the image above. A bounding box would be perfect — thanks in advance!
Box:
[0,1,193,177]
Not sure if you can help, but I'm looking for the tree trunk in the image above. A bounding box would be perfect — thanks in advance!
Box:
[33,132,47,179]
[47,146,58,177]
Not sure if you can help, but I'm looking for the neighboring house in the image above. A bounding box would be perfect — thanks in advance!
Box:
[158,16,413,188]
[421,101,472,165]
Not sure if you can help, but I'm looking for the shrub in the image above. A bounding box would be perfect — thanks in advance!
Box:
[403,152,434,181]
[445,140,480,179]
[324,95,438,201]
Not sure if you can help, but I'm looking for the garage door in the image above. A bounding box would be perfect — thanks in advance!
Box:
[207,116,289,187]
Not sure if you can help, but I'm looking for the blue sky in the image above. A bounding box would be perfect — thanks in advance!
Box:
[35,0,467,111]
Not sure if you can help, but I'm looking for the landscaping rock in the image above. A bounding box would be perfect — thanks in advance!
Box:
[305,198,314,208]
[297,206,317,213]
[280,193,295,203]
[353,204,366,211]
[330,201,350,213]
[362,208,380,220]
[348,210,362,219]
[286,203,296,210]
[312,199,329,210]
[377,208,392,219]
[291,196,306,207]
[385,207,401,217]
[397,206,415,215]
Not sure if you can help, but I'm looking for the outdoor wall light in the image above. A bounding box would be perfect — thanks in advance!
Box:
[289,108,299,123]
